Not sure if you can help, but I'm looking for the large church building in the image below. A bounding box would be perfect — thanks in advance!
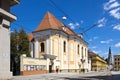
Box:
[28,12,88,73]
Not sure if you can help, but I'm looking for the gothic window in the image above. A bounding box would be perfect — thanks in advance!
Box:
[64,41,66,52]
[41,42,44,52]
[78,45,79,55]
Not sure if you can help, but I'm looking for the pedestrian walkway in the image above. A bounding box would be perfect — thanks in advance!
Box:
[11,71,109,80]
[12,72,79,80]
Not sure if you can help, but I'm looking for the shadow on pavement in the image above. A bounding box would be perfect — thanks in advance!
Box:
[64,74,120,80]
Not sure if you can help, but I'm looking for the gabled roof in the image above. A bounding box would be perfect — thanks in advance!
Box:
[34,11,75,35]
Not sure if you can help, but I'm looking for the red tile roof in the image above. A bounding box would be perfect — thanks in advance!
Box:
[34,12,76,35]
[28,33,34,41]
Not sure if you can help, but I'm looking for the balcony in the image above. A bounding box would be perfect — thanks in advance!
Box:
[0,8,17,22]
[9,0,20,6]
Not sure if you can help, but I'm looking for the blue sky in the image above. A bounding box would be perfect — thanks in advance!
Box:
[11,0,120,58]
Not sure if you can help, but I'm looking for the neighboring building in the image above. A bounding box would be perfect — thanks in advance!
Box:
[27,12,88,75]
[114,55,120,70]
[0,0,19,79]
[107,47,113,70]
[88,50,107,71]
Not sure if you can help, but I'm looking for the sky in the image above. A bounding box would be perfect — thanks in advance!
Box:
[10,0,120,58]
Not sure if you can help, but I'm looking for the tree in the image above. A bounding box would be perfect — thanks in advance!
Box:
[19,28,30,57]
[10,29,18,54]
[10,28,31,57]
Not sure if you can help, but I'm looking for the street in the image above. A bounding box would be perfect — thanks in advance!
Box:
[65,71,120,80]
[12,71,120,80]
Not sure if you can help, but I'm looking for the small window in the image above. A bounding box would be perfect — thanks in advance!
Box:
[41,42,44,52]
[64,41,66,52]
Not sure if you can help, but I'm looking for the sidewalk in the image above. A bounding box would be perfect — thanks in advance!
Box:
[12,72,79,80]
[11,71,105,80]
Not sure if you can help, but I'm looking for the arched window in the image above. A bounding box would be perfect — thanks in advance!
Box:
[78,45,79,55]
[81,47,83,58]
[41,42,44,52]
[64,41,66,52]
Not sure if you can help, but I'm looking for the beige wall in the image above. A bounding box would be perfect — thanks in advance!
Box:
[20,56,48,71]
[33,30,88,72]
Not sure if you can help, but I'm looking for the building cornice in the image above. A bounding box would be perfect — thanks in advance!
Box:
[0,8,17,22]
[33,29,88,46]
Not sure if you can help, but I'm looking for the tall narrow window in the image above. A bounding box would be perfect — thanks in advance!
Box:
[85,48,86,57]
[64,41,66,52]
[81,47,83,58]
[33,42,35,58]
[78,45,79,55]
[0,0,1,8]
[41,42,44,52]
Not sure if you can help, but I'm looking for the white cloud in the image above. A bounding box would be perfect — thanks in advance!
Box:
[93,50,101,54]
[109,0,116,3]
[104,1,120,10]
[68,22,80,29]
[89,39,92,42]
[115,42,120,47]
[80,20,84,24]
[93,36,99,39]
[97,17,107,27]
[113,24,120,31]
[103,0,120,19]
[109,8,120,19]
[92,46,97,49]
[100,39,113,44]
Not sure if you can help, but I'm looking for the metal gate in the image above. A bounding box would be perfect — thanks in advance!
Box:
[10,53,20,76]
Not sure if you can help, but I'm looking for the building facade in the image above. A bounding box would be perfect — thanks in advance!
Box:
[0,0,19,79]
[28,12,88,74]
[88,50,107,71]
[114,55,120,70]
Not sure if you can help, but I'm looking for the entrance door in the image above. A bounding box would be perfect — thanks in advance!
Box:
[49,65,52,73]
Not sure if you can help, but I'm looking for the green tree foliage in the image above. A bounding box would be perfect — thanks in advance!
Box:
[10,29,18,54]
[10,28,31,57]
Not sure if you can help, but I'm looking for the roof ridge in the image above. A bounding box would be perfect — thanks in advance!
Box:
[46,12,52,29]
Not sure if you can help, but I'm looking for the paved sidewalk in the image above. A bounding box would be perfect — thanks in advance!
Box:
[11,71,109,80]
[12,72,79,80]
